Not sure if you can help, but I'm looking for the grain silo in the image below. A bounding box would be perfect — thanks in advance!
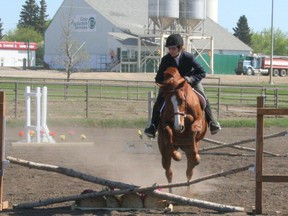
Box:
[179,0,206,30]
[206,0,218,23]
[148,0,179,30]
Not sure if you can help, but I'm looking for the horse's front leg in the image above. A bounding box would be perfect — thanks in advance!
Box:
[185,133,200,182]
[165,125,181,161]
[191,119,202,164]
[183,145,200,194]
[162,125,175,193]
[162,150,173,192]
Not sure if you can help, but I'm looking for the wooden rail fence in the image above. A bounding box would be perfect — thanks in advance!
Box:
[255,96,288,214]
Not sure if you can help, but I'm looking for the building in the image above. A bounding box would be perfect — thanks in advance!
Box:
[44,0,252,74]
[0,41,38,67]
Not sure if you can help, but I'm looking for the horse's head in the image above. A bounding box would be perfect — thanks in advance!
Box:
[158,67,189,134]
[158,67,186,91]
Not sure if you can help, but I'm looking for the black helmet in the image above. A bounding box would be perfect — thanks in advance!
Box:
[165,34,183,47]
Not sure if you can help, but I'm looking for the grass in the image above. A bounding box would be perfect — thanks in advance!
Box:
[6,118,148,129]
[220,117,288,128]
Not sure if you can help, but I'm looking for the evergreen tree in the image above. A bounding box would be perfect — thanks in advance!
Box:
[233,15,252,46]
[0,18,3,39]
[38,0,48,34]
[18,0,39,31]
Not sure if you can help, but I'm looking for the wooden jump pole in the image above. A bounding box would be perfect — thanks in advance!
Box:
[7,156,251,212]
[0,92,8,210]
[255,96,288,214]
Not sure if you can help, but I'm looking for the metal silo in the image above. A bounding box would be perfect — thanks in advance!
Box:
[148,0,179,30]
[206,0,218,23]
[179,0,206,30]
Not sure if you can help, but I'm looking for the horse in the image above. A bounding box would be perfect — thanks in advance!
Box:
[157,67,207,192]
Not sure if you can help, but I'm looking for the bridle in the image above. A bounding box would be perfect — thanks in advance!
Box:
[168,88,188,119]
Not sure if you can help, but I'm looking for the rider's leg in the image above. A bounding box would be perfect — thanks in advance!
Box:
[193,82,221,135]
[144,89,164,138]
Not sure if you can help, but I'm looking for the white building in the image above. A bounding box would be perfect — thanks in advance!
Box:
[44,0,252,73]
[0,41,37,67]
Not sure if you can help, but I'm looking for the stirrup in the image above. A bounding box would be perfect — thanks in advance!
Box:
[209,121,221,135]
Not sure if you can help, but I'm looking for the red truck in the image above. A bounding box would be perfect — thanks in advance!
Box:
[235,55,288,77]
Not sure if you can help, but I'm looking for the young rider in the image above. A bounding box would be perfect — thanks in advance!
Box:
[144,33,221,138]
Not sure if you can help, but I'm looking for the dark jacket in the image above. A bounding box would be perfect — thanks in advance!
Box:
[155,51,206,86]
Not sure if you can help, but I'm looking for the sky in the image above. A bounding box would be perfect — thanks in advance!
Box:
[0,0,287,35]
[218,0,287,33]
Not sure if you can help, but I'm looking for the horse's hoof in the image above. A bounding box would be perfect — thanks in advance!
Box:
[172,150,181,161]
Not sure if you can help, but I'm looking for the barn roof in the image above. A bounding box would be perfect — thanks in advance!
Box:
[59,0,251,52]
[192,18,252,52]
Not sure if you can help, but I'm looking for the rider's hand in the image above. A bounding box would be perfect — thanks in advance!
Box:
[184,76,194,84]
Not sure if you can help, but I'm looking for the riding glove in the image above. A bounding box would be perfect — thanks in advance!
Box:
[184,76,195,85]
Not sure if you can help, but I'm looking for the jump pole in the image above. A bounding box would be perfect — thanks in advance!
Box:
[0,91,9,210]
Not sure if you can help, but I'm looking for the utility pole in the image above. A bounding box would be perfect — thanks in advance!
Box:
[269,0,274,85]
[27,40,30,68]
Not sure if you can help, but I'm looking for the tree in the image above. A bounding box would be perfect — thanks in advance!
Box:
[18,0,39,32]
[0,18,3,39]
[61,21,89,81]
[38,0,48,34]
[3,27,43,43]
[3,27,44,65]
[50,12,89,81]
[251,28,288,56]
[233,15,252,46]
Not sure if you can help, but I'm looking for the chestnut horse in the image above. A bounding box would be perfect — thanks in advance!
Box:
[157,67,207,191]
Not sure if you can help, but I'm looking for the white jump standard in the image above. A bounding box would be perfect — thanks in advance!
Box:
[25,86,55,143]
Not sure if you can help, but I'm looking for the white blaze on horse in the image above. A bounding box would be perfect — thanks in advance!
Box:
[157,67,207,192]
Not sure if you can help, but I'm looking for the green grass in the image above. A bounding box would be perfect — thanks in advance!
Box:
[6,118,148,129]
[220,117,288,128]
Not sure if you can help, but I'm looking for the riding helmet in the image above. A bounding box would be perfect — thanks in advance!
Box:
[165,34,184,47]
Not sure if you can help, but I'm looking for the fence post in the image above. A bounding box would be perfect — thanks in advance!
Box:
[217,79,221,119]
[85,81,89,119]
[0,91,9,210]
[147,91,154,125]
[255,96,264,214]
[14,82,18,118]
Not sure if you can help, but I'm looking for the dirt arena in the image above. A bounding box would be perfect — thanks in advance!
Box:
[1,126,287,216]
[0,69,288,215]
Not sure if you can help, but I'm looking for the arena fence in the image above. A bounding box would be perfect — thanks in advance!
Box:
[255,96,288,214]
[0,78,288,121]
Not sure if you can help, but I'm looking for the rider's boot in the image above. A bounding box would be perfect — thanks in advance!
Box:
[144,92,164,138]
[205,100,221,135]
[144,109,160,138]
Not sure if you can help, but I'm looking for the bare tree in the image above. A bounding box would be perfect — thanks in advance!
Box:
[61,20,89,81]
[54,10,89,81]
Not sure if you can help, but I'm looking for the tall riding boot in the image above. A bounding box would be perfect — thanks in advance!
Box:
[205,100,221,135]
[144,91,164,138]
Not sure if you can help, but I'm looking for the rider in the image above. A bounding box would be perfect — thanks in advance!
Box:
[144,33,221,138]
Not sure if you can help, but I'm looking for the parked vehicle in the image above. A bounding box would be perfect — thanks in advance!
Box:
[235,55,288,76]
